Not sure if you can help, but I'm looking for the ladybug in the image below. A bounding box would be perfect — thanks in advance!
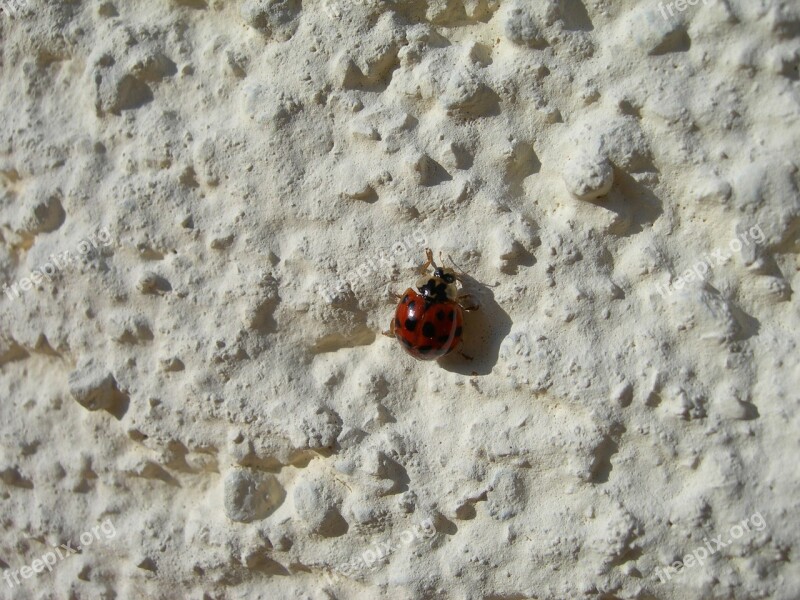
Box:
[385,249,478,360]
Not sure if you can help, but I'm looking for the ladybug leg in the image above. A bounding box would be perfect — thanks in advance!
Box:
[454,337,473,360]
[418,248,435,274]
[457,294,479,311]
[382,318,396,338]
[445,339,472,360]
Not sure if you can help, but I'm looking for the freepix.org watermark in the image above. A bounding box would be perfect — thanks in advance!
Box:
[318,228,427,303]
[654,225,764,299]
[322,0,370,19]
[658,0,712,21]
[3,519,116,589]
[1,0,28,17]
[654,511,766,583]
[3,227,113,303]
[325,519,435,585]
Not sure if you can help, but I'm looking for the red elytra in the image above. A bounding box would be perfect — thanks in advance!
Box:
[393,288,464,360]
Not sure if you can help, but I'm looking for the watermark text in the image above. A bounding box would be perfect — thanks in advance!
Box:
[655,225,764,299]
[3,227,113,303]
[3,519,116,589]
[654,511,766,583]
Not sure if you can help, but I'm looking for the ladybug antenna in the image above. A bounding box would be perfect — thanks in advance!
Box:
[447,254,469,281]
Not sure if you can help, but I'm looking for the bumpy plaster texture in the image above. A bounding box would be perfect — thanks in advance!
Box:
[0,0,799,598]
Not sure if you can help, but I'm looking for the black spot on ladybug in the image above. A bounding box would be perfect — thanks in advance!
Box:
[448,310,455,321]
[455,326,462,337]
[407,301,416,313]
[418,346,432,354]
[405,319,418,331]
[436,310,445,320]
[422,322,435,338]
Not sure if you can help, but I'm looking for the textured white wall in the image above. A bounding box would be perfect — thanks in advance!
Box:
[0,0,798,598]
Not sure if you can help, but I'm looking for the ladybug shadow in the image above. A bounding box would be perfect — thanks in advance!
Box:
[438,274,512,376]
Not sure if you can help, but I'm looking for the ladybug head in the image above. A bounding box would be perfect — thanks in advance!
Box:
[415,266,458,302]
